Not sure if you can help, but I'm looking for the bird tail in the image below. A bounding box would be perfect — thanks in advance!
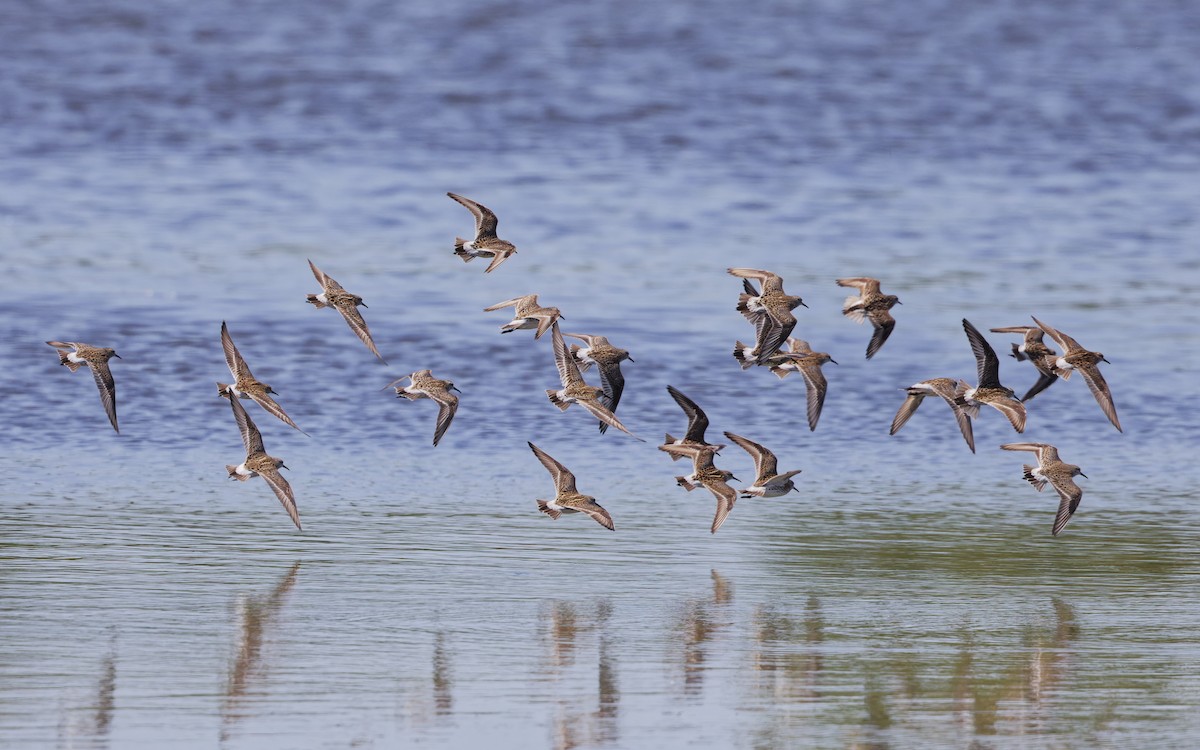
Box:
[305,294,328,309]
[217,382,232,399]
[732,341,755,369]
[453,238,475,261]
[536,500,561,519]
[1009,343,1027,361]
[771,365,791,380]
[546,390,571,411]
[52,348,83,371]
[1022,466,1048,492]
[736,293,753,314]
[663,434,686,461]
[675,476,696,491]
[226,465,248,481]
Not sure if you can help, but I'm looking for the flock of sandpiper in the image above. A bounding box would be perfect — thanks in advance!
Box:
[46,193,1121,537]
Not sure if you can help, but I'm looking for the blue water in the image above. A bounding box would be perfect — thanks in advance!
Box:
[2,1,1199,748]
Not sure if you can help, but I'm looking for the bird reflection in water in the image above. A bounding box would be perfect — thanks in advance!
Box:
[540,599,619,750]
[432,630,453,716]
[221,561,301,741]
[673,570,735,697]
[751,594,825,703]
[59,634,118,749]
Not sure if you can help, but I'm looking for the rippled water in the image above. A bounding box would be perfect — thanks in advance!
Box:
[2,0,1199,748]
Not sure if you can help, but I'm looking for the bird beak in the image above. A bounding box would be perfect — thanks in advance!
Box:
[1078,471,1088,479]
[799,301,809,308]
[729,474,740,482]
[280,463,290,471]
[829,358,839,365]
[113,353,122,359]
[451,385,463,393]
[1101,357,1110,364]
[627,356,635,363]
[360,302,368,308]
[791,485,800,493]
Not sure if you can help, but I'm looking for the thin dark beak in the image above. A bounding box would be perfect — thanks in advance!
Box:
[627,356,635,363]
[829,358,839,365]
[360,302,368,308]
[729,474,740,482]
[791,485,800,493]
[799,301,809,308]
[1078,471,1088,479]
[280,463,290,471]
[113,353,122,359]
[451,385,463,394]
[1101,357,1110,364]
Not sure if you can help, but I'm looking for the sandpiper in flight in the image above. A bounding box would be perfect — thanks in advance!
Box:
[305,259,386,363]
[889,377,976,452]
[960,319,1027,433]
[1031,316,1121,432]
[836,277,901,359]
[225,395,301,530]
[483,294,562,340]
[990,325,1059,403]
[722,431,802,498]
[734,337,836,432]
[218,322,305,434]
[660,385,726,460]
[386,369,461,447]
[727,268,806,363]
[46,340,121,433]
[447,192,517,273]
[1001,442,1087,536]
[545,323,642,440]
[659,443,740,534]
[527,442,615,530]
[564,332,633,434]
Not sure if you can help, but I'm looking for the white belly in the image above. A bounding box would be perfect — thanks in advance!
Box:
[235,463,256,478]
[67,352,87,364]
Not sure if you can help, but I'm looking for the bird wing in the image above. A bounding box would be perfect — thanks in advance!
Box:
[572,499,615,531]
[258,465,301,531]
[447,192,499,238]
[1077,362,1122,432]
[927,381,976,453]
[483,295,530,312]
[579,399,642,440]
[1049,478,1083,537]
[963,319,1001,388]
[89,358,119,433]
[483,249,513,274]
[429,391,459,447]
[220,321,252,380]
[707,481,738,534]
[987,398,1028,433]
[667,385,710,443]
[335,300,386,363]
[727,267,783,292]
[247,391,305,434]
[527,442,578,493]
[1031,316,1085,355]
[552,323,584,387]
[889,392,925,435]
[722,431,777,482]
[835,277,880,295]
[865,310,896,360]
[230,396,265,456]
[307,259,344,291]
[794,359,829,432]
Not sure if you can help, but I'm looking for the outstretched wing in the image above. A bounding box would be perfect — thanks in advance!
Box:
[89,358,119,433]
[230,396,265,456]
[430,391,459,447]
[527,441,578,493]
[258,465,301,531]
[335,301,386,363]
[447,192,499,239]
[963,319,1001,388]
[722,431,778,482]
[707,482,738,534]
[220,321,252,380]
[667,385,710,444]
[865,310,896,360]
[1077,363,1122,432]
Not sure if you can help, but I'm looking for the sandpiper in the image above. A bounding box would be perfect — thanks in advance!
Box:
[889,377,976,453]
[483,294,562,340]
[660,385,726,460]
[1001,442,1087,536]
[46,341,121,433]
[722,431,802,498]
[727,268,806,363]
[545,323,641,440]
[385,369,460,447]
[960,319,1027,433]
[659,443,740,534]
[225,395,300,530]
[1031,316,1121,432]
[565,332,633,434]
[734,338,836,432]
[447,192,517,273]
[990,325,1059,402]
[218,322,305,434]
[305,259,386,363]
[527,442,614,530]
[836,277,900,359]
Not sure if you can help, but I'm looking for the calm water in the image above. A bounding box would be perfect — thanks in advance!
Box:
[2,0,1199,748]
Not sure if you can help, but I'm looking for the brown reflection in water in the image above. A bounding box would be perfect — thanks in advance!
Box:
[59,636,118,749]
[673,570,735,697]
[220,561,301,742]
[432,630,452,716]
[540,599,620,750]
[751,595,824,703]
